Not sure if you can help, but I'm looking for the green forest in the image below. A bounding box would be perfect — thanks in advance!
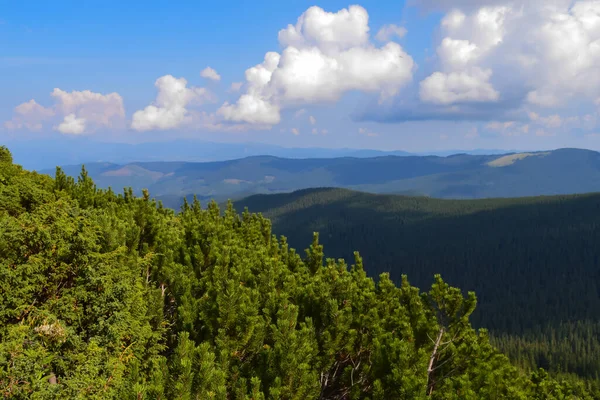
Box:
[1,145,599,399]
[236,187,600,389]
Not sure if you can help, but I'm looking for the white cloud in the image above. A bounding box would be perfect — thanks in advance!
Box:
[229,81,244,92]
[217,94,281,125]
[200,67,221,81]
[216,52,282,125]
[291,127,300,135]
[132,75,215,131]
[274,43,413,102]
[375,24,407,41]
[5,89,124,134]
[51,88,125,128]
[434,1,600,110]
[438,6,511,55]
[437,38,479,70]
[321,128,328,134]
[415,0,600,116]
[309,115,316,125]
[418,6,510,106]
[278,5,370,52]
[218,5,415,126]
[56,113,86,135]
[419,67,499,104]
[441,9,466,30]
[522,2,600,106]
[4,99,54,131]
[312,127,318,134]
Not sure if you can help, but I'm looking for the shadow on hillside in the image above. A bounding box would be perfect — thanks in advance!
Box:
[239,189,600,336]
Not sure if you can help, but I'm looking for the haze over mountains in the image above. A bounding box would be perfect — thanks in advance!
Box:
[46,147,600,208]
[6,137,516,171]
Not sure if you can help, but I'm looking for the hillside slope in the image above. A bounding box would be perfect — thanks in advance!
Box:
[236,188,600,332]
[235,188,600,380]
[43,148,600,207]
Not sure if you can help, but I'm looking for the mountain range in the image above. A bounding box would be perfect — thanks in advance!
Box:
[43,148,600,208]
[6,137,514,171]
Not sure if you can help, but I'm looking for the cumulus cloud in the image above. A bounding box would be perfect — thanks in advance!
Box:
[217,93,281,125]
[200,67,221,81]
[51,88,125,129]
[309,115,316,125]
[4,100,55,131]
[291,127,300,135]
[131,75,215,131]
[5,89,124,134]
[363,0,600,124]
[56,114,86,135]
[441,9,467,30]
[218,5,415,126]
[436,38,479,70]
[522,1,600,106]
[375,24,407,41]
[278,5,370,51]
[418,5,510,106]
[420,68,499,104]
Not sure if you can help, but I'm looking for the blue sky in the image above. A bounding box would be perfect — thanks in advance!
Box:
[2,0,600,153]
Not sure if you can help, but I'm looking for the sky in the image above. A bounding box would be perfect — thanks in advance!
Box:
[1,0,600,153]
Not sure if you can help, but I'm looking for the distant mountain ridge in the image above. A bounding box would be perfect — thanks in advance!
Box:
[6,138,411,170]
[5,136,518,170]
[40,148,600,208]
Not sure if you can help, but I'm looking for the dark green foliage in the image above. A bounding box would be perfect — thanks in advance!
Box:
[1,150,597,398]
[492,322,600,383]
[236,187,600,383]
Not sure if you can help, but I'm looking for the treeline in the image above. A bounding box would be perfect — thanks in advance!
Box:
[492,321,600,382]
[235,187,600,382]
[1,146,598,398]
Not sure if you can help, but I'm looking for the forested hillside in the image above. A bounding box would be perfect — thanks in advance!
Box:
[236,188,600,383]
[1,146,598,398]
[45,148,600,207]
